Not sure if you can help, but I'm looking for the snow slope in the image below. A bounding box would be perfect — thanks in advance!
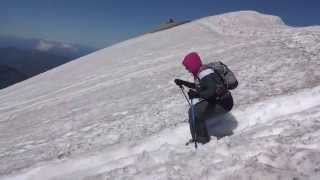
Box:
[1,11,320,179]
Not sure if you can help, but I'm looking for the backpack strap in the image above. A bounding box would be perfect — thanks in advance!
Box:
[198,68,214,80]
[213,67,226,87]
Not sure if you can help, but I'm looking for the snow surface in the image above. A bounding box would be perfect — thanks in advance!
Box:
[1,11,320,180]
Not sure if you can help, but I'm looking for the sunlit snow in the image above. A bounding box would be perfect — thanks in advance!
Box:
[1,11,320,180]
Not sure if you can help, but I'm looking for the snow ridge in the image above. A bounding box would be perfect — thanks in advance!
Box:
[196,11,287,37]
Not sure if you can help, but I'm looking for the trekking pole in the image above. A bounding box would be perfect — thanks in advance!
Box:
[178,85,197,149]
[178,85,191,106]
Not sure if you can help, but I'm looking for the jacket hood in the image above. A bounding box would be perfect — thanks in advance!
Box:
[182,52,203,77]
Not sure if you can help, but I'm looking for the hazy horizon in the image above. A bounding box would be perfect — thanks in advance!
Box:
[1,0,320,48]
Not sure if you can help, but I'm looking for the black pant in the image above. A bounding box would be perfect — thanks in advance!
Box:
[188,93,233,140]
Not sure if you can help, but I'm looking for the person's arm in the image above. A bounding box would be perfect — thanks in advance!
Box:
[174,79,196,89]
[198,74,219,100]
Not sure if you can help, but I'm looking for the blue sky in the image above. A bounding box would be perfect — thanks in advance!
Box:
[1,0,320,48]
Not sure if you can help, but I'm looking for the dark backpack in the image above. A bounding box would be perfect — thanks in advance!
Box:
[207,61,238,90]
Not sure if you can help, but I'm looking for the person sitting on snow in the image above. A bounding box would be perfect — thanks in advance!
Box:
[174,52,235,144]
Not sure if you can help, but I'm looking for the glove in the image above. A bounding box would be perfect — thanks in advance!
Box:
[188,89,199,99]
[174,79,184,86]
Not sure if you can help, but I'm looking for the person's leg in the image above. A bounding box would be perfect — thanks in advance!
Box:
[188,107,196,141]
[188,101,211,143]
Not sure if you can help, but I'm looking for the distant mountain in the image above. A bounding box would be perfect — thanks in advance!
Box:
[0,47,73,89]
[0,36,97,89]
[0,35,97,59]
[0,47,71,76]
[0,64,28,89]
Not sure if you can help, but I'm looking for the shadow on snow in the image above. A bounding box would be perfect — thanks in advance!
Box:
[206,111,238,139]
